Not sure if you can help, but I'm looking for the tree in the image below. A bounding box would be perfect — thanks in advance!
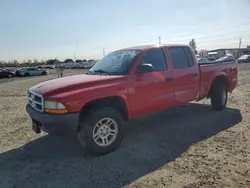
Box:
[46,59,61,65]
[247,45,250,48]
[64,59,74,63]
[82,59,87,62]
[189,39,197,54]
[46,59,55,65]
[75,59,83,63]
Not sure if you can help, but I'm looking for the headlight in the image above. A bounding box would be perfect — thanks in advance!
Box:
[44,101,68,114]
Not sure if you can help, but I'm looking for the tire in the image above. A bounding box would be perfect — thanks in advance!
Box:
[41,71,46,75]
[24,72,29,76]
[77,107,124,155]
[210,81,227,111]
[8,74,12,78]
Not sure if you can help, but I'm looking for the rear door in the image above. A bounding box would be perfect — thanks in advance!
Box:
[128,48,174,117]
[168,46,199,103]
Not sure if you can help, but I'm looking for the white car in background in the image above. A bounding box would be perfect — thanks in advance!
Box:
[18,67,49,76]
[197,57,210,64]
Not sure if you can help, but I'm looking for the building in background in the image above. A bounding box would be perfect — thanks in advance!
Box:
[199,50,209,57]
[207,48,250,59]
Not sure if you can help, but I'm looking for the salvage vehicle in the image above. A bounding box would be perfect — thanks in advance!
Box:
[26,44,238,155]
[19,67,48,76]
[0,68,16,78]
[237,55,250,63]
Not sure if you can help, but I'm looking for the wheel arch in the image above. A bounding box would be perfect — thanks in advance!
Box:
[207,74,229,98]
[77,96,129,131]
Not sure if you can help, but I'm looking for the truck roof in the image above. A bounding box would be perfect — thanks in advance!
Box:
[121,44,191,51]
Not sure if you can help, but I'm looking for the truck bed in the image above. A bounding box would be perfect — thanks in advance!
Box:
[198,60,237,99]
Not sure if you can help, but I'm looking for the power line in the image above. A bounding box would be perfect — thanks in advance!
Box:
[166,20,250,38]
[194,36,249,44]
[166,29,250,43]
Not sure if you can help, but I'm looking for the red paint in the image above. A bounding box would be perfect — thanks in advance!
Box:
[30,44,237,119]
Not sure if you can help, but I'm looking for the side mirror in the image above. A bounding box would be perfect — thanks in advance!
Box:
[136,63,153,74]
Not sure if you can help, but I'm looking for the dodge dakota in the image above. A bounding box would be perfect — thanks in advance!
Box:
[26,44,238,155]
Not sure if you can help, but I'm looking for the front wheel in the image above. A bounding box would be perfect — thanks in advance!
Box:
[211,82,228,111]
[7,74,12,78]
[77,107,124,155]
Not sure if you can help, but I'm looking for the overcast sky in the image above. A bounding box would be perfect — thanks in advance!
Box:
[0,0,250,61]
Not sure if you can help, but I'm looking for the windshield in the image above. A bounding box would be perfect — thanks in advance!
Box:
[89,50,140,75]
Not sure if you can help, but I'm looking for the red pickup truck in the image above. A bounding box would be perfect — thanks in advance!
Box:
[26,44,237,155]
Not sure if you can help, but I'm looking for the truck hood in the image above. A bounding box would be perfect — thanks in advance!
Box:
[30,74,125,97]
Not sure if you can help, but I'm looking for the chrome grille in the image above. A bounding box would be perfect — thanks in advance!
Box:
[28,90,44,112]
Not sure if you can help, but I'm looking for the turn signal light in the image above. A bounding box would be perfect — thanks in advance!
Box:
[44,108,68,114]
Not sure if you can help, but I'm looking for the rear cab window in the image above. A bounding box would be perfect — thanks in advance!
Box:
[169,47,194,69]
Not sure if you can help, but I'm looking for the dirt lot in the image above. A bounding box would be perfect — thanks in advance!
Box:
[0,65,250,188]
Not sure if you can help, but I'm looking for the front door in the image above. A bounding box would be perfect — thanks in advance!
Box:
[128,48,174,118]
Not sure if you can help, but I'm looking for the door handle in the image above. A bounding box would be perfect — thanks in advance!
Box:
[192,73,199,78]
[165,77,173,82]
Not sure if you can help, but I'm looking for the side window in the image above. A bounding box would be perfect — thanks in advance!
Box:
[139,48,167,71]
[169,47,190,69]
[183,47,194,66]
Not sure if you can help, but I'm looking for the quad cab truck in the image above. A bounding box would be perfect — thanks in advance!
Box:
[26,44,238,155]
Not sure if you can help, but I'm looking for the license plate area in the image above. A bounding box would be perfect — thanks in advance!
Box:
[32,119,41,133]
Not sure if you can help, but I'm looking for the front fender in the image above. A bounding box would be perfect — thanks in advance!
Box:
[83,94,131,119]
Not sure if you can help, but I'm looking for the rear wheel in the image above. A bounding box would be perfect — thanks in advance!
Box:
[7,74,12,78]
[77,107,124,155]
[41,71,46,75]
[210,82,227,111]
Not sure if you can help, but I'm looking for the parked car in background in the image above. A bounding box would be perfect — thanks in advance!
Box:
[0,68,16,78]
[44,65,55,69]
[84,62,95,69]
[197,57,210,64]
[237,55,250,63]
[207,57,216,61]
[215,55,235,62]
[18,68,48,76]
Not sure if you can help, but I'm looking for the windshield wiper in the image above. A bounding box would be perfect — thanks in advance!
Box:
[93,69,111,75]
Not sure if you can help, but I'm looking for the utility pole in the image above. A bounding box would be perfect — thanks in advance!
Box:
[74,41,78,62]
[239,38,242,49]
[158,36,161,45]
[73,52,76,62]
[103,48,106,57]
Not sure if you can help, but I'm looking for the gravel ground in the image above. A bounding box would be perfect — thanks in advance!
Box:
[0,65,250,188]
